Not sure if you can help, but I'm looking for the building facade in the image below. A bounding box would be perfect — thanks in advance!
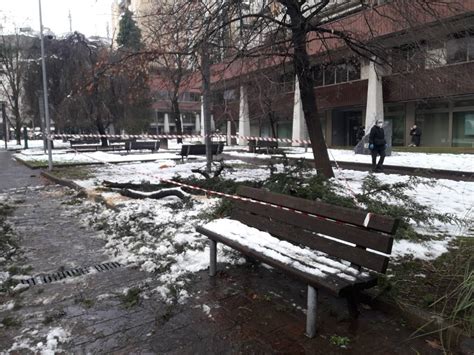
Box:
[210,1,474,148]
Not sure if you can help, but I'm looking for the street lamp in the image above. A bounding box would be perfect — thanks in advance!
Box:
[38,0,53,170]
[1,101,7,150]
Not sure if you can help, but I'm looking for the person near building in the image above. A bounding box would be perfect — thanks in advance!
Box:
[409,124,422,147]
[369,120,386,172]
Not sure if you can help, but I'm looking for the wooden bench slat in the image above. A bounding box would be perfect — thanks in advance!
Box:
[181,143,224,157]
[196,225,378,297]
[237,186,399,234]
[233,200,393,254]
[232,208,389,273]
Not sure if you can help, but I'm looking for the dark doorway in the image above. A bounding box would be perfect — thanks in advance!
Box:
[331,109,363,146]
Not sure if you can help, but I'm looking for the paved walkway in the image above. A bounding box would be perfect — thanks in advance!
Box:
[0,152,445,354]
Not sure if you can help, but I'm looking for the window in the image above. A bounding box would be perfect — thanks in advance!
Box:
[335,63,347,83]
[453,111,474,147]
[324,64,336,85]
[312,65,324,86]
[182,113,195,125]
[392,44,426,73]
[347,60,361,81]
[156,112,165,124]
[154,91,169,101]
[223,89,236,101]
[180,92,201,102]
[446,31,474,64]
[311,58,360,87]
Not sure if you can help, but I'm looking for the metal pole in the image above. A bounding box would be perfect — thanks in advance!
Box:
[209,240,217,276]
[201,42,212,173]
[305,285,318,338]
[2,102,7,150]
[38,90,46,153]
[39,0,53,171]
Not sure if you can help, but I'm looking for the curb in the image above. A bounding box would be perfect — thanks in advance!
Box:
[40,171,118,210]
[40,171,85,192]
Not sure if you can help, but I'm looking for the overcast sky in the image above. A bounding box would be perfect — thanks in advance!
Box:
[0,0,115,38]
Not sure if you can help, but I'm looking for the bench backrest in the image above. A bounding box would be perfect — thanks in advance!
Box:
[181,143,224,156]
[70,139,100,146]
[127,141,159,150]
[231,186,399,274]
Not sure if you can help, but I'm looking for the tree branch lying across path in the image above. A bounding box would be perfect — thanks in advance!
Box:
[102,180,189,200]
[120,188,188,200]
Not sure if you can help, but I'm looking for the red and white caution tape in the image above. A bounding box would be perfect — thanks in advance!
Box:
[45,132,312,145]
[70,147,370,228]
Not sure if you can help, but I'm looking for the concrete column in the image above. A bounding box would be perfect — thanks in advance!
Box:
[292,75,306,146]
[227,120,232,146]
[448,101,454,147]
[164,113,170,133]
[364,60,384,129]
[195,113,201,134]
[238,85,250,145]
[211,114,215,131]
[355,60,385,155]
[200,96,205,142]
[405,102,416,146]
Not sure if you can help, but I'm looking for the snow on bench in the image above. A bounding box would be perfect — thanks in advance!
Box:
[196,186,399,338]
[203,219,372,283]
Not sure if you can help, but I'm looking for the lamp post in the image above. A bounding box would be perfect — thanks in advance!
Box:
[38,0,53,170]
[1,101,7,150]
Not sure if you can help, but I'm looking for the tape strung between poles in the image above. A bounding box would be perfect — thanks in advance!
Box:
[67,147,371,230]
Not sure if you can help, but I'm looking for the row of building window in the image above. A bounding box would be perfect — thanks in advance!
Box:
[393,31,474,73]
[153,91,201,102]
[311,59,361,87]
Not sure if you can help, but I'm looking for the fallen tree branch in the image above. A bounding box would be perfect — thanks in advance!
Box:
[102,180,165,191]
[120,188,187,200]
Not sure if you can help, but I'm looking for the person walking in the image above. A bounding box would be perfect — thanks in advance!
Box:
[369,119,386,172]
[409,124,422,147]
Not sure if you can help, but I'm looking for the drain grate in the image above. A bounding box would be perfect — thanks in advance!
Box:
[20,262,122,286]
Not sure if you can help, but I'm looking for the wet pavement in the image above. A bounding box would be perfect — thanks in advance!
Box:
[0,151,446,354]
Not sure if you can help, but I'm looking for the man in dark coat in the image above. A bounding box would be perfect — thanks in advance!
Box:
[409,124,422,147]
[369,120,386,172]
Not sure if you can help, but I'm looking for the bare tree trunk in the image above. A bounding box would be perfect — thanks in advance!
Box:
[96,118,108,147]
[285,4,334,178]
[13,97,21,145]
[171,96,182,144]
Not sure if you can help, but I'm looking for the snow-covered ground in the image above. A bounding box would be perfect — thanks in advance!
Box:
[227,147,474,172]
[73,156,473,267]
[9,141,474,172]
[7,141,474,304]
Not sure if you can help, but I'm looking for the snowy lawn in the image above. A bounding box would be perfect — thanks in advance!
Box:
[11,141,474,173]
[226,147,474,172]
[43,155,472,305]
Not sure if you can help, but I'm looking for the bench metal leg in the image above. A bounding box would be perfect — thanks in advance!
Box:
[209,240,217,276]
[305,285,318,338]
[346,290,360,319]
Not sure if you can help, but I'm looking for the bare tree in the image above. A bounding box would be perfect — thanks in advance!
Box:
[0,34,38,144]
[141,2,202,143]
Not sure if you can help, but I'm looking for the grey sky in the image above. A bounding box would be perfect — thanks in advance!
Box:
[0,0,115,37]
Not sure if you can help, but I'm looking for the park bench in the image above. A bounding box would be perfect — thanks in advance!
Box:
[248,139,279,154]
[196,186,399,338]
[125,140,160,152]
[69,138,127,152]
[180,142,224,161]
[69,138,100,148]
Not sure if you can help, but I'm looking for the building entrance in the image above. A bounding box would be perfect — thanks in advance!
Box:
[331,109,363,146]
